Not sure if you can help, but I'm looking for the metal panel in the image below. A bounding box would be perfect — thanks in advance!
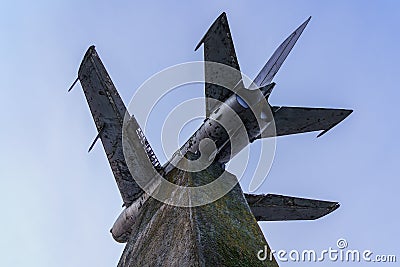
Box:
[266,106,353,138]
[245,193,339,221]
[78,46,146,207]
[195,12,243,117]
[252,17,311,88]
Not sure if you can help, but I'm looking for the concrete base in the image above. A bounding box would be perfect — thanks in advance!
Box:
[118,161,278,267]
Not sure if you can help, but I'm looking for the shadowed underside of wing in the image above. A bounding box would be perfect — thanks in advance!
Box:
[245,194,340,221]
[268,106,353,138]
[195,12,243,117]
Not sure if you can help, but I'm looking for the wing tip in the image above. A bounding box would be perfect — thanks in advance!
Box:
[195,12,228,51]
[317,109,353,138]
[78,45,97,75]
[69,45,97,92]
[84,45,96,56]
[297,16,312,35]
[314,201,340,220]
[301,16,312,28]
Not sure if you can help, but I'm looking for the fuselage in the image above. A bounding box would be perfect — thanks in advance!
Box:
[163,83,275,174]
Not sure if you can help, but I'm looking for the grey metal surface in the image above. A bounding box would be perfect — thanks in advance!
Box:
[268,106,353,138]
[78,46,146,207]
[252,17,311,88]
[71,12,354,267]
[245,194,340,221]
[195,12,243,117]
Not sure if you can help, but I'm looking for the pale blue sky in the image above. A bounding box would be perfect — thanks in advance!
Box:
[1,1,399,266]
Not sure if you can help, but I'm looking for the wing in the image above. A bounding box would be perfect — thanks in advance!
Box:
[77,46,159,207]
[245,194,339,221]
[268,106,353,138]
[195,12,243,117]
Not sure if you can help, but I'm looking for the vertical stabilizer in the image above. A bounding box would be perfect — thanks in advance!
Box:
[252,17,311,88]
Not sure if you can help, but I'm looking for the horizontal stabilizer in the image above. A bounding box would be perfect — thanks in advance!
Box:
[265,106,353,138]
[245,193,339,221]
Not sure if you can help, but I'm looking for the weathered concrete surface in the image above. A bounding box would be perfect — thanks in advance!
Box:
[118,160,278,267]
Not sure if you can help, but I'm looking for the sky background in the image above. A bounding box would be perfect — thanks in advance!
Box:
[1,1,399,266]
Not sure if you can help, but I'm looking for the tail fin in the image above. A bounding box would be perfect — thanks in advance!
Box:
[251,17,311,88]
[76,46,159,207]
[245,193,339,221]
[195,12,244,117]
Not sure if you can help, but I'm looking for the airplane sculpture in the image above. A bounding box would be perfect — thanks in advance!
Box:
[70,12,352,266]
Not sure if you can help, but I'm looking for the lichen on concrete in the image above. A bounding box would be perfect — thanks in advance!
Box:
[118,156,278,267]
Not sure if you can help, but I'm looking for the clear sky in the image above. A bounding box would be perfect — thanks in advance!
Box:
[1,1,399,266]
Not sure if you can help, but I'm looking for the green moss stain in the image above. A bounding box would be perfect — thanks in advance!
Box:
[118,156,278,267]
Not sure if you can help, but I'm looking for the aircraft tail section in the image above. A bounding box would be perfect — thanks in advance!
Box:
[245,193,339,221]
[195,12,244,117]
[76,46,159,207]
[268,106,353,138]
